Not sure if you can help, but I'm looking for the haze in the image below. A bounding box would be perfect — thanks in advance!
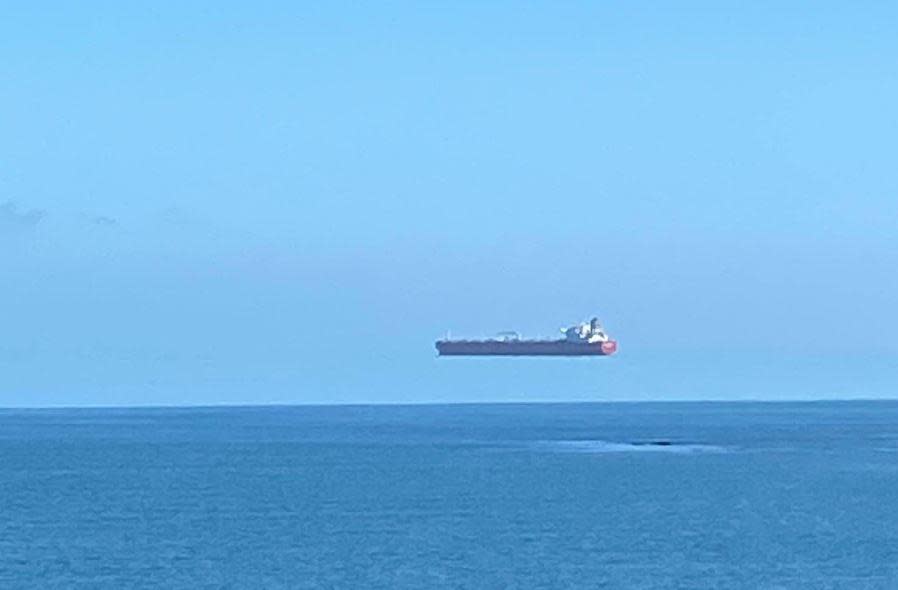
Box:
[2,3,897,406]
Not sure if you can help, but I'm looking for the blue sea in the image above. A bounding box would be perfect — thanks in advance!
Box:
[2,401,897,589]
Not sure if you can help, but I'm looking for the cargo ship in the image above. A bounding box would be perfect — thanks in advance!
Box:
[436,318,617,357]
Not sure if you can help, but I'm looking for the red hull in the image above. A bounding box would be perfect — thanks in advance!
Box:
[436,340,617,357]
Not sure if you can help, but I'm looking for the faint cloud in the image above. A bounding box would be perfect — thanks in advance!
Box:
[92,215,118,227]
[0,201,46,233]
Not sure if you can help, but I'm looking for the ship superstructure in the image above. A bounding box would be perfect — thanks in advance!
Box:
[436,318,617,357]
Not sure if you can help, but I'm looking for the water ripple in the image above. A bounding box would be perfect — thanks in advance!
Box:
[537,439,729,454]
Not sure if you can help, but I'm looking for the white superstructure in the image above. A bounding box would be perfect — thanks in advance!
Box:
[563,318,609,343]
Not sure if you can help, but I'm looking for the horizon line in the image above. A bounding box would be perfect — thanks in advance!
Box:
[2,396,897,412]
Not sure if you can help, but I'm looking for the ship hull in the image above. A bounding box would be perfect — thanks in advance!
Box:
[436,339,617,357]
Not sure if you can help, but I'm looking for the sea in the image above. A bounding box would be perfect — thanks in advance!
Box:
[1,401,897,589]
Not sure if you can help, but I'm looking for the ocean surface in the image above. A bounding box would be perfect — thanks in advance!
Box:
[1,401,897,589]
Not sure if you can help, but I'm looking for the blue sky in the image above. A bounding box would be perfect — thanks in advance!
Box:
[2,2,897,406]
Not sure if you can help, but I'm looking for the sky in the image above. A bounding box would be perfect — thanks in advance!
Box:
[2,2,897,406]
